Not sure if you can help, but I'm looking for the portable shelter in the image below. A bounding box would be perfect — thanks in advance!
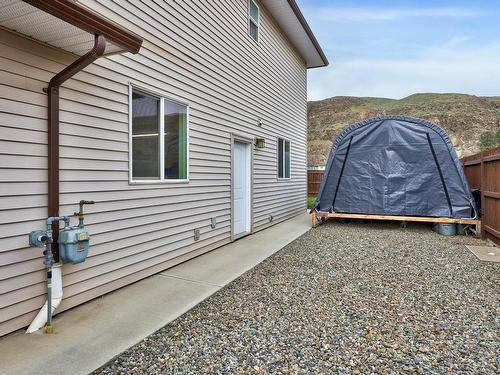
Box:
[314,116,478,219]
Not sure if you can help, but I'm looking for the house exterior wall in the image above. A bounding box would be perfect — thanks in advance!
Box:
[0,0,308,336]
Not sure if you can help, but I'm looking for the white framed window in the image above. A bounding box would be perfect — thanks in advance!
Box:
[129,85,189,183]
[277,138,291,179]
[248,0,260,42]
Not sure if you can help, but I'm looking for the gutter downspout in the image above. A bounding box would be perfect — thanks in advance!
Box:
[26,35,106,334]
[47,34,106,260]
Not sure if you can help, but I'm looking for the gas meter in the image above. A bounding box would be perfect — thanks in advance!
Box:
[58,226,90,264]
[28,200,94,265]
[27,200,95,333]
[58,200,94,264]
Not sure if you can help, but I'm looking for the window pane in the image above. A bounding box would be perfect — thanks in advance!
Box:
[249,20,258,41]
[132,91,160,179]
[278,138,283,178]
[285,141,291,178]
[249,0,259,22]
[164,100,188,179]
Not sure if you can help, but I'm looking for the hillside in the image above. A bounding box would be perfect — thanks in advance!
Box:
[307,93,500,166]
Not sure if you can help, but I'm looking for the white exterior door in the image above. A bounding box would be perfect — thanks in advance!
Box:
[233,141,251,237]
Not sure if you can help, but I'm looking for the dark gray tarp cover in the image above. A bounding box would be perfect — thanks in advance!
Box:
[314,116,478,219]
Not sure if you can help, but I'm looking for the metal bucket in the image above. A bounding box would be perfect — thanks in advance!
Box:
[456,224,466,235]
[434,223,457,236]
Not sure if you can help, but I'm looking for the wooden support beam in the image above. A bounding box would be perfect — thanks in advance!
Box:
[463,159,481,166]
[315,211,480,225]
[311,209,329,228]
[313,211,482,238]
[483,191,500,200]
[484,224,499,239]
[475,220,482,237]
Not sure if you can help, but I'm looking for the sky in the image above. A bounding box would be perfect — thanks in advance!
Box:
[295,0,500,100]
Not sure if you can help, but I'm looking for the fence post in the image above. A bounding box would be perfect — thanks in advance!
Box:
[480,151,485,240]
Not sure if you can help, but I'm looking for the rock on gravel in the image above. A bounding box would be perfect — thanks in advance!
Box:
[95,221,499,374]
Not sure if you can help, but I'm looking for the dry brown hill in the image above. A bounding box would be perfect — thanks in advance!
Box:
[308,93,500,166]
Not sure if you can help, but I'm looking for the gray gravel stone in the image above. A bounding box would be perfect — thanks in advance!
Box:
[95,221,499,374]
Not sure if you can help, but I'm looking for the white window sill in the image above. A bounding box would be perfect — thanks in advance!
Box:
[129,179,189,185]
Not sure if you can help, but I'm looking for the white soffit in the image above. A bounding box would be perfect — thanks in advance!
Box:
[0,0,121,55]
[261,0,328,68]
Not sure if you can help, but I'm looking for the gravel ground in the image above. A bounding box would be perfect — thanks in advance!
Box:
[95,221,499,374]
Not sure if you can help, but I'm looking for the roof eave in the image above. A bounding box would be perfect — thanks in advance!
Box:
[23,0,143,54]
[287,0,328,68]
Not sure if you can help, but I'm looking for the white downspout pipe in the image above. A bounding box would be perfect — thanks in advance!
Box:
[26,263,63,334]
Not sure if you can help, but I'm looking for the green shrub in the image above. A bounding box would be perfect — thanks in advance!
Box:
[480,131,500,150]
[307,196,316,209]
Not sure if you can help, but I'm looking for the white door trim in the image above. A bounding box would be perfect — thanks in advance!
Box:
[231,134,254,241]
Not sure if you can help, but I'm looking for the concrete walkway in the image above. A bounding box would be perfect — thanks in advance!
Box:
[0,213,310,375]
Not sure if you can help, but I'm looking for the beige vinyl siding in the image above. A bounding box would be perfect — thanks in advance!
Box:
[0,0,307,336]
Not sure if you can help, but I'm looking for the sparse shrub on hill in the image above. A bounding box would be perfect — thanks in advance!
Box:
[480,130,500,150]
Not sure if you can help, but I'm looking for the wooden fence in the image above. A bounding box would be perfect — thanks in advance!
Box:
[461,147,500,246]
[307,170,324,196]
